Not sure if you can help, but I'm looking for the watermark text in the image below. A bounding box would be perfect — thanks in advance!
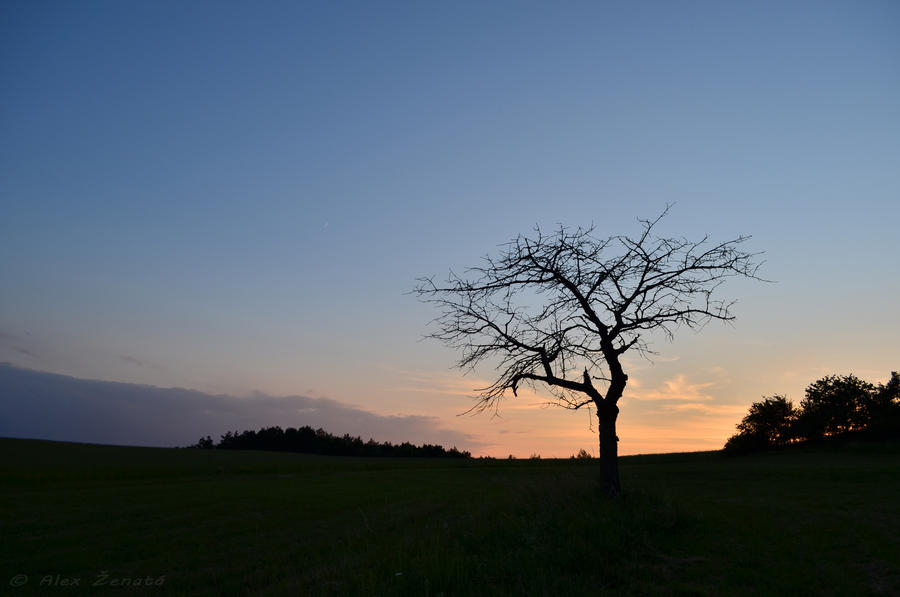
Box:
[9,572,166,588]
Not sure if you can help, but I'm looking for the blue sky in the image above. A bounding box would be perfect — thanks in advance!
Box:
[2,1,898,455]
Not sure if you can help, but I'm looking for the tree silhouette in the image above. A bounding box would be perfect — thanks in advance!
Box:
[869,371,900,436]
[191,425,471,458]
[724,395,795,452]
[796,374,874,439]
[725,371,900,453]
[416,208,762,496]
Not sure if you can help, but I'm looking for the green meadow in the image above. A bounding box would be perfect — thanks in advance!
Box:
[2,438,898,596]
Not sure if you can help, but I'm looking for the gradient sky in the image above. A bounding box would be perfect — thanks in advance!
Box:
[2,1,898,456]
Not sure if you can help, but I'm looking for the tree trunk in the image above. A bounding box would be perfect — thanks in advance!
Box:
[597,403,620,497]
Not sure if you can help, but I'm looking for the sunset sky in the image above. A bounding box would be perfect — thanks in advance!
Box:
[2,1,898,456]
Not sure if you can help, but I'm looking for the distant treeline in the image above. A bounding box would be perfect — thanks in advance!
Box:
[189,425,472,458]
[725,371,900,454]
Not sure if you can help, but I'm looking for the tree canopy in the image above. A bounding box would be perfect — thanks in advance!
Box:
[189,425,471,458]
[725,371,900,453]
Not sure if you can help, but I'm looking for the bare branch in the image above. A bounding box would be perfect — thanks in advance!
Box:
[414,207,764,415]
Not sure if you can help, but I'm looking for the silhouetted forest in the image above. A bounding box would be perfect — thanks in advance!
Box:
[725,371,900,454]
[189,425,472,458]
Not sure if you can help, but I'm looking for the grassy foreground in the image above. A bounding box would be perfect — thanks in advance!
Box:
[2,438,899,596]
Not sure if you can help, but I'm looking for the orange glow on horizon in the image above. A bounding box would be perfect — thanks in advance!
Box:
[386,368,749,458]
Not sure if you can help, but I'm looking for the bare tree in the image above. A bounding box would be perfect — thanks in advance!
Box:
[415,207,763,496]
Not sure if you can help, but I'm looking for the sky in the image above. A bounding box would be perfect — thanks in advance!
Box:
[1,0,898,456]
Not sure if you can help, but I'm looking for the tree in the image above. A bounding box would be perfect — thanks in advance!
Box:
[724,395,796,453]
[415,208,762,496]
[796,374,874,439]
[867,371,900,437]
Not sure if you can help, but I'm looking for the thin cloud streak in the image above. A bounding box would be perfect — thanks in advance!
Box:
[14,347,37,358]
[627,373,722,402]
[0,329,39,361]
[654,403,747,415]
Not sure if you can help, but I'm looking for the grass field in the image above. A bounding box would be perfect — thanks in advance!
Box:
[2,438,899,596]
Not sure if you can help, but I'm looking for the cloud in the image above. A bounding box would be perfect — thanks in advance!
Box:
[627,373,717,402]
[0,329,28,344]
[119,354,167,373]
[387,368,590,412]
[0,329,39,361]
[386,368,491,398]
[0,363,483,451]
[653,402,747,415]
